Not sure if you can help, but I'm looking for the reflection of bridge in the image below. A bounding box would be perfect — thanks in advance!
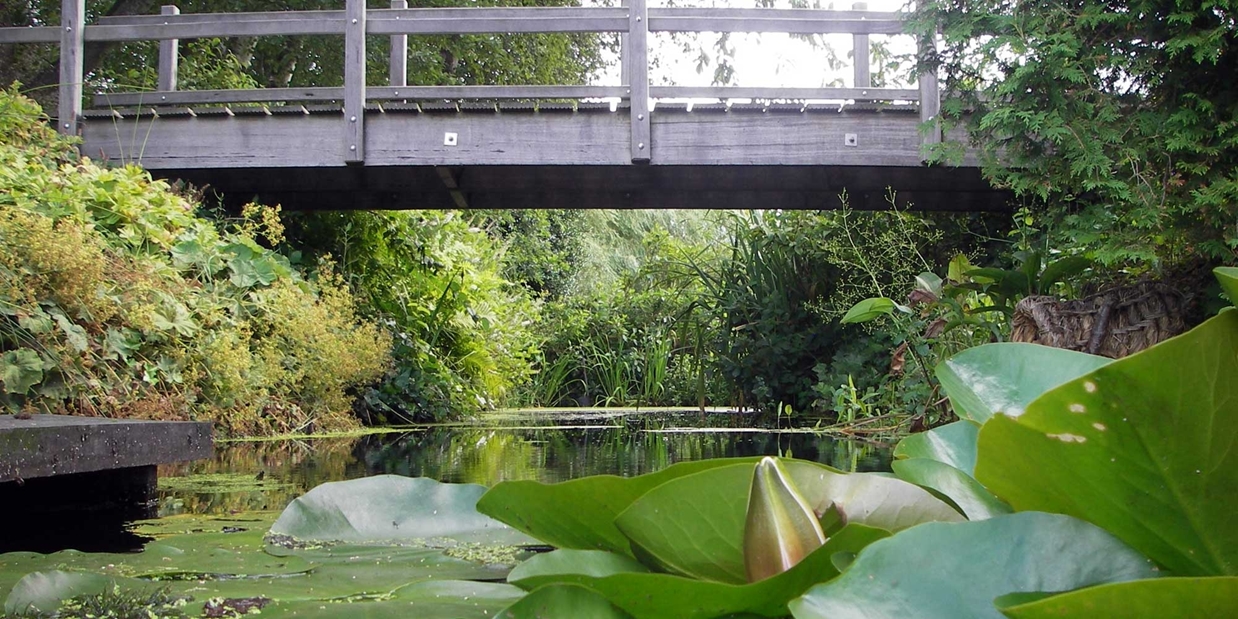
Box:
[0,0,1007,211]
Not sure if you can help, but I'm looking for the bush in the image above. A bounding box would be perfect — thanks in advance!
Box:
[0,88,390,435]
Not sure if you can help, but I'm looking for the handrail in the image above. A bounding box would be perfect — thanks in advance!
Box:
[0,0,941,162]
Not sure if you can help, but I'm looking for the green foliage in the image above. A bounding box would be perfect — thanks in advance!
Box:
[281,209,540,422]
[0,89,389,434]
[912,0,1238,267]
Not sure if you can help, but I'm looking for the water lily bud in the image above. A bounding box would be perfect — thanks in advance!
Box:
[743,456,827,583]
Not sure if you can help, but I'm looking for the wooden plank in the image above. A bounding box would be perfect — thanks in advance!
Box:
[344,0,365,163]
[59,0,85,135]
[650,86,918,100]
[852,3,870,88]
[368,7,627,34]
[85,12,345,41]
[650,111,925,166]
[389,0,407,88]
[94,88,346,106]
[81,115,345,168]
[369,85,628,100]
[648,8,904,34]
[157,6,179,92]
[0,26,60,43]
[95,85,629,107]
[628,0,650,163]
[365,112,630,166]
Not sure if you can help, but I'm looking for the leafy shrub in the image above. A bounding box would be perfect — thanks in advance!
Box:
[0,88,389,435]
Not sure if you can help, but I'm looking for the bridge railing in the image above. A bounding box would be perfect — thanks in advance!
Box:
[0,0,939,164]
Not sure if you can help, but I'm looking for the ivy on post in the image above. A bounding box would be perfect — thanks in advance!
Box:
[157,5,180,93]
[627,0,649,164]
[344,0,366,164]
[58,0,85,136]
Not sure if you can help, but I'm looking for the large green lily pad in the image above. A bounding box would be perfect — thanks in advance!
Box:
[893,421,980,475]
[495,583,634,619]
[3,572,156,615]
[891,458,1010,520]
[997,577,1238,618]
[271,475,538,546]
[788,512,1159,619]
[509,525,889,619]
[264,580,525,618]
[615,460,960,583]
[937,343,1112,423]
[477,458,761,556]
[976,311,1238,576]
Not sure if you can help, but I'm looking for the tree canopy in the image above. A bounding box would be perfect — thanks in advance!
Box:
[912,0,1238,268]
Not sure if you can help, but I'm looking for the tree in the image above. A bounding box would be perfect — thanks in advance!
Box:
[911,0,1238,268]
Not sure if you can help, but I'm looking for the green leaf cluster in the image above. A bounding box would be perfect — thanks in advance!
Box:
[0,89,390,434]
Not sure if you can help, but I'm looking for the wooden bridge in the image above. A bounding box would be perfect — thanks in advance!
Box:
[0,0,1006,211]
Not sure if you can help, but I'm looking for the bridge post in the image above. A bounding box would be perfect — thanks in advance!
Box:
[344,0,367,164]
[627,0,650,163]
[389,0,408,88]
[158,6,180,93]
[851,2,870,89]
[918,34,941,148]
[58,0,85,135]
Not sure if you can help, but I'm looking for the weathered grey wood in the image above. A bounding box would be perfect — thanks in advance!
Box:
[919,35,941,148]
[345,0,365,163]
[84,114,345,168]
[628,0,650,163]
[369,7,627,34]
[619,0,629,86]
[389,0,408,87]
[0,415,212,482]
[852,3,870,89]
[369,85,628,100]
[651,110,924,166]
[94,87,346,106]
[86,12,345,41]
[0,26,60,43]
[59,0,85,135]
[95,85,629,107]
[157,5,180,92]
[650,86,918,101]
[648,8,904,34]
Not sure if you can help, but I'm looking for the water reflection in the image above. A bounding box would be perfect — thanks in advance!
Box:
[158,410,892,517]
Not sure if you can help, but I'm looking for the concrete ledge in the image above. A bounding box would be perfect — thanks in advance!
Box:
[0,415,213,482]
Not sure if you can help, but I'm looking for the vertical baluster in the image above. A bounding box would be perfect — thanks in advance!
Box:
[389,0,407,88]
[59,0,85,135]
[619,0,629,86]
[918,34,941,147]
[851,2,870,91]
[158,5,180,93]
[344,0,366,163]
[628,0,649,163]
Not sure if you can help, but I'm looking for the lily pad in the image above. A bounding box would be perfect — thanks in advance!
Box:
[788,512,1159,619]
[614,460,960,584]
[510,525,890,619]
[507,550,651,589]
[936,343,1111,423]
[264,580,525,618]
[3,571,154,615]
[495,583,634,619]
[976,311,1238,576]
[892,421,980,475]
[996,577,1238,618]
[271,475,537,546]
[891,458,1011,520]
[477,457,761,556]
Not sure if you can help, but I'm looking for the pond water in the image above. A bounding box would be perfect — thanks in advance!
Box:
[156,408,892,519]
